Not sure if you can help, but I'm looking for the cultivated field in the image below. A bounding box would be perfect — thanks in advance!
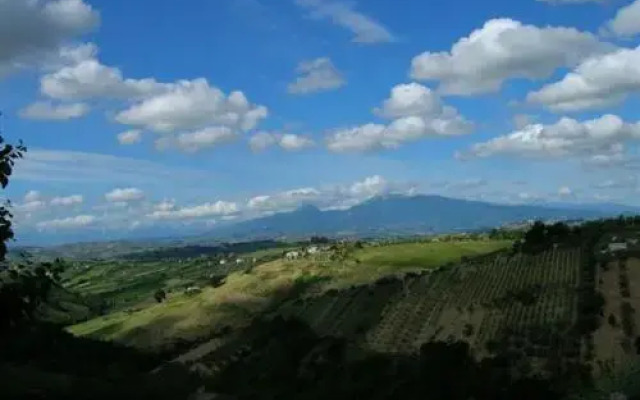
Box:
[66,239,510,350]
[278,247,582,363]
[592,257,640,377]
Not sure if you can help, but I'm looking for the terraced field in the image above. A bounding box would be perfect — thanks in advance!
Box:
[277,247,583,360]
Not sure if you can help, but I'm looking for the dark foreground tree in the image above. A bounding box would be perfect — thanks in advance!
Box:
[0,124,200,399]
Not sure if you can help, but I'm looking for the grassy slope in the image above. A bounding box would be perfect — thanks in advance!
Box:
[68,239,511,350]
[61,247,289,313]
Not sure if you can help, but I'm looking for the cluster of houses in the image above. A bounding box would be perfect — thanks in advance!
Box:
[284,245,330,260]
[603,236,640,254]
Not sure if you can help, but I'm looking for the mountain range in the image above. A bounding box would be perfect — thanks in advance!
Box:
[13,194,640,252]
[205,194,622,241]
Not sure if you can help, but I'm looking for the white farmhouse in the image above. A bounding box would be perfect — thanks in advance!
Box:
[609,242,628,252]
[235,258,244,265]
[219,259,227,265]
[285,251,300,260]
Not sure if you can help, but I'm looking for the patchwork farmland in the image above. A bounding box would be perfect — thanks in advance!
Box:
[277,247,583,364]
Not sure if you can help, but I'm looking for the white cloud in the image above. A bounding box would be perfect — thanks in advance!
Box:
[50,194,83,206]
[348,175,388,197]
[0,0,99,76]
[247,187,322,212]
[147,201,238,220]
[37,214,96,230]
[154,199,176,212]
[105,187,144,202]
[327,83,472,152]
[16,200,47,213]
[527,46,640,112]
[410,18,612,95]
[40,45,168,100]
[117,130,142,145]
[249,132,315,152]
[460,114,640,161]
[19,101,89,121]
[558,186,573,196]
[295,0,394,44]
[288,57,345,94]
[517,192,542,201]
[249,132,278,152]
[115,78,268,133]
[605,0,640,37]
[24,190,42,203]
[246,175,408,213]
[280,134,315,151]
[375,82,444,118]
[156,127,238,153]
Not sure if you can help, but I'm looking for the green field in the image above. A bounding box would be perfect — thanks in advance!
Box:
[61,246,289,313]
[353,239,511,268]
[66,239,511,349]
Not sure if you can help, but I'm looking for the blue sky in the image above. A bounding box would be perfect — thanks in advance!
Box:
[1,0,640,244]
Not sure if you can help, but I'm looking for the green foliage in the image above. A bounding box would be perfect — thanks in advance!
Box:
[208,317,573,400]
[154,289,167,303]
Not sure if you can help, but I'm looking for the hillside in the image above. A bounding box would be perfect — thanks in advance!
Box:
[43,216,640,398]
[66,238,510,349]
[208,194,604,240]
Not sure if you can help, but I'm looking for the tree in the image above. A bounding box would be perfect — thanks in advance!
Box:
[0,134,26,262]
[154,289,167,303]
[0,127,30,334]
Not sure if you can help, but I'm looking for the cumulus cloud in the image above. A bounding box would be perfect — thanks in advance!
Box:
[105,187,144,203]
[347,175,389,198]
[605,0,640,37]
[460,114,640,162]
[154,127,238,153]
[16,200,47,213]
[410,18,611,95]
[558,186,573,196]
[147,201,238,220]
[527,46,640,112]
[19,101,89,121]
[288,57,345,94]
[117,130,142,145]
[327,83,472,152]
[154,199,176,212]
[249,132,315,152]
[37,214,96,230]
[24,191,42,203]
[40,44,168,100]
[247,188,322,212]
[36,44,268,154]
[0,0,99,76]
[295,0,395,44]
[50,194,83,206]
[115,78,268,133]
[246,175,410,213]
